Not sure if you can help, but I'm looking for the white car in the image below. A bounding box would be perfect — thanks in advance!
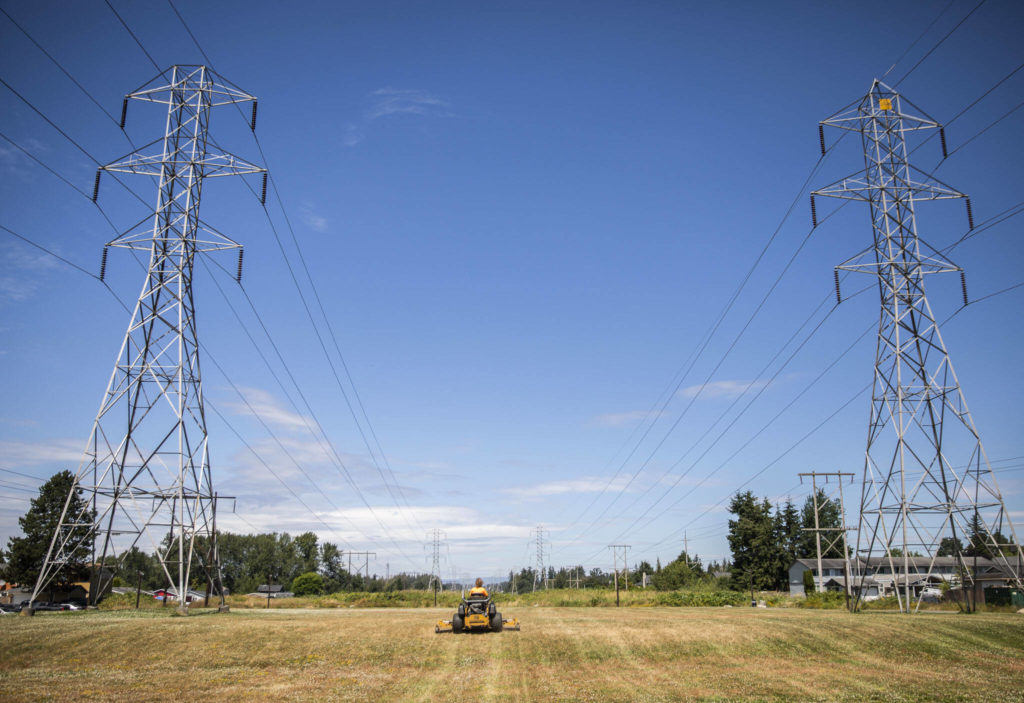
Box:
[920,587,942,602]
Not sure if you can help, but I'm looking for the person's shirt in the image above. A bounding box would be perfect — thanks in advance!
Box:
[469,586,488,598]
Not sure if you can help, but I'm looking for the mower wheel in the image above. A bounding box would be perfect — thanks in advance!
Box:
[452,613,464,633]
[491,611,503,632]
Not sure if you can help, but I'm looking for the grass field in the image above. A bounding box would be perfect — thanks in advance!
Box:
[2,607,1023,702]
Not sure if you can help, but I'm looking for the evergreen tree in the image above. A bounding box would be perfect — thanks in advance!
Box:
[727,491,783,590]
[798,489,843,558]
[3,470,95,588]
[964,513,1014,558]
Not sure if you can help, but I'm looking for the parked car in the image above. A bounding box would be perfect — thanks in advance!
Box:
[33,602,71,611]
[921,587,943,602]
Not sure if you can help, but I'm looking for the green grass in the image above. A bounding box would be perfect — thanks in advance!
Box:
[2,605,1022,701]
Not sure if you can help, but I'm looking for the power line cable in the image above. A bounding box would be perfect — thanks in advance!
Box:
[102,0,162,72]
[880,0,956,79]
[0,78,153,209]
[91,3,426,554]
[946,98,1024,157]
[556,149,839,537]
[564,191,852,547]
[646,381,870,554]
[893,0,988,87]
[0,6,137,146]
[624,199,1024,551]
[166,0,423,533]
[560,19,1012,548]
[201,256,425,548]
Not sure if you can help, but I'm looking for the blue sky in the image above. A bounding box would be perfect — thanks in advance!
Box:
[2,0,1023,580]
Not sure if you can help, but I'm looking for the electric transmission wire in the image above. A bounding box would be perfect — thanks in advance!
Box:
[102,0,162,72]
[880,0,956,80]
[201,256,426,550]
[0,221,378,556]
[562,184,853,551]
[893,0,988,87]
[946,98,1024,157]
[0,78,153,209]
[611,200,1024,555]
[0,223,131,314]
[0,6,138,149]
[167,0,423,534]
[95,3,426,559]
[559,22,1014,549]
[608,201,1024,563]
[645,381,871,555]
[1,84,416,565]
[555,148,841,540]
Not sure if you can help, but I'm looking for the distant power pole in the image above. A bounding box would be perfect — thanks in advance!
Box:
[609,544,630,605]
[813,80,1023,612]
[345,551,376,580]
[30,66,265,614]
[798,472,854,601]
[534,525,547,591]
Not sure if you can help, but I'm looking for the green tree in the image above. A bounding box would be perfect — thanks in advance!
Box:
[728,491,785,591]
[291,571,324,596]
[937,536,964,557]
[652,551,702,590]
[3,470,94,588]
[964,513,1014,558]
[634,560,654,586]
[802,568,816,593]
[119,546,162,590]
[797,489,843,558]
[294,532,319,575]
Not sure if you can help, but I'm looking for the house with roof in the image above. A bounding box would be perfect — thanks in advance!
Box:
[789,556,1017,601]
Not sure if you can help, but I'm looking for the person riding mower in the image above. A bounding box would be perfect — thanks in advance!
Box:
[434,578,520,633]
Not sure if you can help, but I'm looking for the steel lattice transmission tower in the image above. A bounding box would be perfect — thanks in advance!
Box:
[533,525,547,591]
[813,80,1023,612]
[31,66,265,613]
[427,528,445,603]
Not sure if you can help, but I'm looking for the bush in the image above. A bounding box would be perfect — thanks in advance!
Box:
[796,591,847,609]
[655,590,747,607]
[291,572,324,597]
[802,569,816,594]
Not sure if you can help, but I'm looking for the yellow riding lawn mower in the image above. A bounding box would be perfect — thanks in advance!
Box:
[435,593,520,633]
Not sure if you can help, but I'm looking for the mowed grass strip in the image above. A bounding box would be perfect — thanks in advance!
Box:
[1,607,1022,702]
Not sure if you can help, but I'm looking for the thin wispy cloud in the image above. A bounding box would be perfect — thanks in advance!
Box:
[503,476,634,499]
[221,387,310,430]
[592,410,662,428]
[1,241,63,302]
[0,438,83,465]
[299,203,328,232]
[679,379,768,399]
[366,88,452,120]
[342,122,364,147]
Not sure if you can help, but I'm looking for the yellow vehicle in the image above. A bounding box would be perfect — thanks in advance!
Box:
[435,592,520,633]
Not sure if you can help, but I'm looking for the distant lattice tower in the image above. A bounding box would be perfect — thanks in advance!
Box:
[31,66,265,613]
[427,528,445,597]
[813,80,1023,612]
[534,525,546,591]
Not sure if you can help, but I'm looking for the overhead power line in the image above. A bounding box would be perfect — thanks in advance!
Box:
[894,0,988,86]
[168,0,424,536]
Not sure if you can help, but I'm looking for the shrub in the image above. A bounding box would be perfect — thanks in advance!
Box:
[291,572,324,597]
[797,591,846,609]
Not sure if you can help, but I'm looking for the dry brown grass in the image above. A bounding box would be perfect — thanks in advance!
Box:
[2,606,1022,701]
